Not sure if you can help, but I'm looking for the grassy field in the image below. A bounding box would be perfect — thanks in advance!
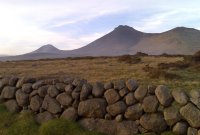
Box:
[0,56,200,90]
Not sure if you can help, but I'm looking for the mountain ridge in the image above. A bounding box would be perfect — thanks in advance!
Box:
[1,25,200,61]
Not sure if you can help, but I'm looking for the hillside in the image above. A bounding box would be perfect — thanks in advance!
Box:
[1,25,200,61]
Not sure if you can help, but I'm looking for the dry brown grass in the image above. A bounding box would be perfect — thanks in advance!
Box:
[1,56,200,90]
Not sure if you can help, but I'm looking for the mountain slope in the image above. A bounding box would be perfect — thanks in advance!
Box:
[1,25,200,61]
[31,44,61,54]
[130,27,200,55]
[70,25,152,56]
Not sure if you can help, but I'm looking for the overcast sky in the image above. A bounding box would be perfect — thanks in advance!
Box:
[0,0,200,55]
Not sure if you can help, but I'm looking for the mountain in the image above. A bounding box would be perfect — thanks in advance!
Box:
[1,25,200,61]
[30,44,60,54]
[130,27,200,55]
[69,25,151,56]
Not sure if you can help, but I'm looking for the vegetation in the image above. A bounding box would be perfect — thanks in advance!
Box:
[0,105,104,135]
[118,55,142,64]
[0,53,200,90]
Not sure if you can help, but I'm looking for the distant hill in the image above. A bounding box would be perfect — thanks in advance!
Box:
[31,44,62,54]
[1,25,200,61]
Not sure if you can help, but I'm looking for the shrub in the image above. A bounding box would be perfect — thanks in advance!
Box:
[6,112,39,135]
[143,65,180,80]
[158,62,190,70]
[135,52,148,56]
[192,50,200,63]
[118,55,141,64]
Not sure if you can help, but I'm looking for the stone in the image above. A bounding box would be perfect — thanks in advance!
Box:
[22,83,33,94]
[172,122,188,135]
[38,85,49,97]
[140,113,167,133]
[1,86,16,99]
[36,111,54,124]
[117,121,139,135]
[104,89,120,104]
[16,90,29,107]
[32,80,45,90]
[30,95,43,112]
[115,114,123,122]
[74,84,82,92]
[142,95,159,113]
[180,103,200,128]
[62,77,74,84]
[65,84,74,95]
[134,86,148,101]
[92,82,105,97]
[72,91,80,100]
[47,85,59,98]
[107,101,127,116]
[148,85,156,94]
[163,106,181,126]
[155,85,173,106]
[125,92,137,106]
[188,127,198,135]
[56,83,66,91]
[105,113,112,120]
[172,89,188,106]
[44,79,59,85]
[72,99,80,109]
[80,83,92,101]
[61,107,78,121]
[29,90,38,98]
[4,99,20,113]
[119,88,129,97]
[138,125,148,134]
[0,77,9,90]
[42,95,62,114]
[126,79,138,91]
[78,98,107,118]
[9,76,18,86]
[190,98,200,109]
[16,77,36,88]
[143,132,156,135]
[125,103,143,120]
[56,92,73,106]
[114,80,126,90]
[79,118,138,135]
[190,90,200,99]
[72,78,86,87]
[104,82,113,90]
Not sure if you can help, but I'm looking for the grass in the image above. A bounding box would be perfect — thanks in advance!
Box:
[0,104,104,135]
[0,56,200,90]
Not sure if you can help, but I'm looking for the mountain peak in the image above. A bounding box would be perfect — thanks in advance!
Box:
[171,26,198,32]
[31,44,61,54]
[114,25,140,32]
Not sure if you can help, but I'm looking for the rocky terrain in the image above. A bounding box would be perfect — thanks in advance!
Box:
[1,76,200,135]
[1,25,200,61]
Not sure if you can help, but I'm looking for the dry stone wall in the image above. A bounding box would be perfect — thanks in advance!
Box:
[0,76,200,135]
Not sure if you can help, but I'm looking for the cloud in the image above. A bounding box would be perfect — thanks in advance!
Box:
[1,0,200,55]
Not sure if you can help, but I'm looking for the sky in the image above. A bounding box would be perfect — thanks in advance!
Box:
[0,0,200,55]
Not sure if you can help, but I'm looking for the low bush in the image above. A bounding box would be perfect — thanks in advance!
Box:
[143,65,180,80]
[6,112,39,135]
[135,52,148,56]
[158,62,190,70]
[118,55,141,64]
